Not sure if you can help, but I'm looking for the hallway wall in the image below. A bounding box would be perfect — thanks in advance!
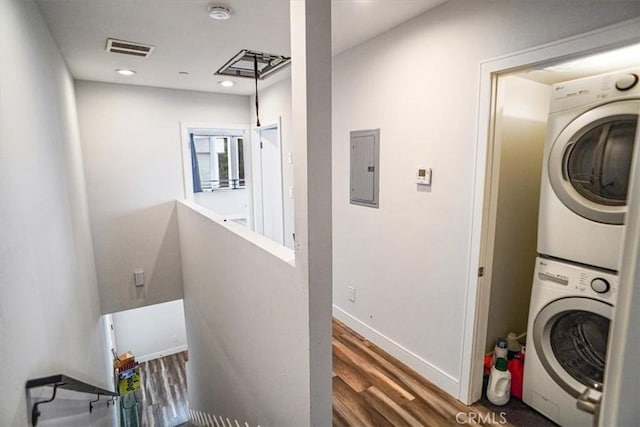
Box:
[177,201,306,426]
[0,0,114,425]
[112,299,187,362]
[332,0,640,397]
[75,82,250,314]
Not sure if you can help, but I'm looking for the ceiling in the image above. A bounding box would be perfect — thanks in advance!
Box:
[514,43,640,85]
[37,0,447,96]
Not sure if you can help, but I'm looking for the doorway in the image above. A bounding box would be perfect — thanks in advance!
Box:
[252,119,286,246]
[460,19,640,406]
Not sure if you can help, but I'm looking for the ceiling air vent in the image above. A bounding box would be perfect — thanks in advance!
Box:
[106,38,154,58]
[216,49,291,80]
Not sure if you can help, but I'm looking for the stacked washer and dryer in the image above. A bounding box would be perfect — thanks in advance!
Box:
[523,69,639,426]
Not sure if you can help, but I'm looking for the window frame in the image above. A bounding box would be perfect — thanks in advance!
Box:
[192,133,246,191]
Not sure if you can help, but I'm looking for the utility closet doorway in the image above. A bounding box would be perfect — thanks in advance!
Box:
[482,73,549,356]
[252,120,285,246]
[462,18,640,409]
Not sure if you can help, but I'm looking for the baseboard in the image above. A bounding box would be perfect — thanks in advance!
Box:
[333,305,460,399]
[137,344,188,363]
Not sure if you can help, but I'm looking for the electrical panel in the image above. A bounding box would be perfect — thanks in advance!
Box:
[350,129,380,208]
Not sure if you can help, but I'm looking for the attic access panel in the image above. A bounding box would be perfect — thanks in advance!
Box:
[216,49,291,80]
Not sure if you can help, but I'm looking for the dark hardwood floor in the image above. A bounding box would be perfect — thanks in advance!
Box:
[141,321,520,426]
[332,319,512,427]
[139,351,190,427]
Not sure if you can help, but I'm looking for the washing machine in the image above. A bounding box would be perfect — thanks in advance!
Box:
[523,257,617,427]
[538,68,639,270]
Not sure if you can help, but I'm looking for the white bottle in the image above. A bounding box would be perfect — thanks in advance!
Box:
[487,357,511,405]
[492,338,508,366]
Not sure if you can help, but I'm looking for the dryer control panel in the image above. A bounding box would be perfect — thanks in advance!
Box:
[549,68,640,114]
[535,257,617,302]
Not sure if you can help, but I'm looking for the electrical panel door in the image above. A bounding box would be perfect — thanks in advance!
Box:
[350,129,379,208]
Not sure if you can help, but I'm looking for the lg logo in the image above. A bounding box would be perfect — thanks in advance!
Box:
[456,411,508,425]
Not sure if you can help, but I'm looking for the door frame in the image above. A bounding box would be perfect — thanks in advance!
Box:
[459,18,640,404]
[251,118,285,245]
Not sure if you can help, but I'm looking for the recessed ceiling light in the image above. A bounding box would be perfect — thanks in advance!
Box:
[218,80,235,87]
[116,69,136,76]
[178,71,189,75]
[209,5,232,20]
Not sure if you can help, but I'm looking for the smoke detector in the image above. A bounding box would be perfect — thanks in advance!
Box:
[209,5,232,20]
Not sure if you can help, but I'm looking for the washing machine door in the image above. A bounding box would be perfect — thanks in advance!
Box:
[532,297,612,398]
[548,99,638,224]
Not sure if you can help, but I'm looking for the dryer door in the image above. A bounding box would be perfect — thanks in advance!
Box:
[532,297,613,398]
[548,99,638,224]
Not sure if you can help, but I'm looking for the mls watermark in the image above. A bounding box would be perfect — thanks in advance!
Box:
[456,411,508,425]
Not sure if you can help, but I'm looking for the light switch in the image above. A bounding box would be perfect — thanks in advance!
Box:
[134,269,145,287]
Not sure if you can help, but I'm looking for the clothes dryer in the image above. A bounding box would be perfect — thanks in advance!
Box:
[538,69,639,270]
[523,257,617,427]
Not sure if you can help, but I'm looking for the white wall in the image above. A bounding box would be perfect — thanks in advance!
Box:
[0,0,115,425]
[485,76,550,352]
[112,299,187,362]
[176,202,308,426]
[249,78,295,249]
[74,81,250,314]
[331,0,639,398]
[193,190,249,219]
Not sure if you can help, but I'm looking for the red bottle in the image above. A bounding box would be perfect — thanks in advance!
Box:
[507,350,524,400]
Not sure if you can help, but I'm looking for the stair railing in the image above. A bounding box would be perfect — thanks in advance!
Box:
[26,374,119,426]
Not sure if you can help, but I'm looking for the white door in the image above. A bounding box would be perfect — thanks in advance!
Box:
[252,122,285,245]
[597,116,640,426]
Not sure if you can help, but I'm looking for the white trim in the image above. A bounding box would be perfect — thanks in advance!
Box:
[136,344,188,363]
[460,18,640,405]
[333,305,459,397]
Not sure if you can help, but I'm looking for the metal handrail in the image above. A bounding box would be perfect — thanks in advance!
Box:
[26,374,119,426]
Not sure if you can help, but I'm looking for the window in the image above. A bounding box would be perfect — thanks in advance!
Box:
[192,134,245,190]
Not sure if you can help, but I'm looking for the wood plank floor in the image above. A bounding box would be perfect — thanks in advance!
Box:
[139,351,190,427]
[332,319,513,427]
[140,322,514,426]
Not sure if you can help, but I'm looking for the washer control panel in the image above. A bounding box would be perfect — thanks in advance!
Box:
[535,257,617,301]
